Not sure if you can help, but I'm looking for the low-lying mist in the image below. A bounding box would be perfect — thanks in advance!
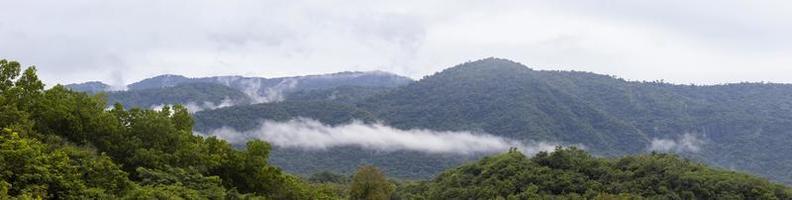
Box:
[648,133,704,153]
[197,118,561,155]
[151,97,236,113]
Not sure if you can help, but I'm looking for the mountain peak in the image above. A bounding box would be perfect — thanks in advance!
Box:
[64,81,112,93]
[422,58,534,82]
[127,74,191,90]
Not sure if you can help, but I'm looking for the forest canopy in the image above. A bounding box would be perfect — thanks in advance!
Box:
[0,59,337,199]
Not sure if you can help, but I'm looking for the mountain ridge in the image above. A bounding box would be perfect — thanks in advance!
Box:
[62,58,792,184]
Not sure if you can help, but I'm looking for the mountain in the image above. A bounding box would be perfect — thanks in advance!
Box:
[106,82,252,111]
[193,101,377,131]
[65,71,413,111]
[64,81,112,93]
[126,71,412,101]
[361,58,646,155]
[127,74,191,90]
[397,148,792,199]
[7,58,790,199]
[356,58,792,184]
[193,58,792,185]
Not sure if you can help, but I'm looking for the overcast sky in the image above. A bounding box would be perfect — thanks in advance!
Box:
[1,0,791,86]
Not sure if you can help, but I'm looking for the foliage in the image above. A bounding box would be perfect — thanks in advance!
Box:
[188,58,792,184]
[285,86,395,105]
[349,166,394,200]
[401,147,792,199]
[0,59,336,199]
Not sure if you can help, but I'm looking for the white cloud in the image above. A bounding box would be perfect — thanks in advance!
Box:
[150,97,236,113]
[198,118,562,155]
[2,0,791,85]
[649,133,705,153]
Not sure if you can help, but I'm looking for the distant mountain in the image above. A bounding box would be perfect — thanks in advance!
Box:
[65,71,413,112]
[127,74,191,90]
[106,82,252,111]
[64,81,112,93]
[361,58,646,155]
[285,86,395,105]
[193,58,792,184]
[118,71,412,105]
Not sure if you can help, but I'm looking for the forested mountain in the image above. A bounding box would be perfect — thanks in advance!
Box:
[106,82,252,110]
[192,58,792,185]
[363,58,792,184]
[4,58,792,199]
[66,71,413,111]
[126,71,412,92]
[64,81,112,93]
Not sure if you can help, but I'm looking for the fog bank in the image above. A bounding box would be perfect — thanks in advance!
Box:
[198,118,561,155]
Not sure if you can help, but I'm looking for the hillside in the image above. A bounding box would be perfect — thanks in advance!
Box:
[105,82,252,110]
[64,81,112,93]
[193,101,378,132]
[66,71,413,111]
[4,58,791,199]
[360,58,647,155]
[397,148,792,199]
[191,58,792,184]
[355,58,792,183]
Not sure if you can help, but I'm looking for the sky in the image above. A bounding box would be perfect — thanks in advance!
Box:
[1,0,791,87]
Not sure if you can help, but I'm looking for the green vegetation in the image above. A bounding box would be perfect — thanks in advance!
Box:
[400,147,792,199]
[0,59,337,199]
[192,58,792,184]
[193,101,377,131]
[349,166,394,200]
[285,86,394,105]
[105,82,252,109]
[6,58,792,199]
[358,58,792,183]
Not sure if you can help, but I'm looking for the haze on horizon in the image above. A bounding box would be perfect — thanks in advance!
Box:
[2,0,791,86]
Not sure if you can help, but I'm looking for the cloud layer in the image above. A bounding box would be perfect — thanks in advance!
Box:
[2,1,792,86]
[198,118,560,155]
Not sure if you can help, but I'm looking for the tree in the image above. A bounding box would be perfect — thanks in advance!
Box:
[349,165,394,200]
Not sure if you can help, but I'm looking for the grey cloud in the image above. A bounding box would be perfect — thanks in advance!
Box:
[2,0,791,86]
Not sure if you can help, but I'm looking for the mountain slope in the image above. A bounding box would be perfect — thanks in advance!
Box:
[126,71,413,103]
[352,58,792,183]
[361,58,648,155]
[106,82,251,110]
[187,58,792,184]
[71,58,792,184]
[64,81,112,93]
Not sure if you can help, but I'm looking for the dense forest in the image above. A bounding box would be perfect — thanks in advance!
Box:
[179,58,792,184]
[9,57,791,199]
[398,148,792,199]
[0,57,792,199]
[0,59,343,199]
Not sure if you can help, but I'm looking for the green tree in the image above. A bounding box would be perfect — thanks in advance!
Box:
[349,165,394,200]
